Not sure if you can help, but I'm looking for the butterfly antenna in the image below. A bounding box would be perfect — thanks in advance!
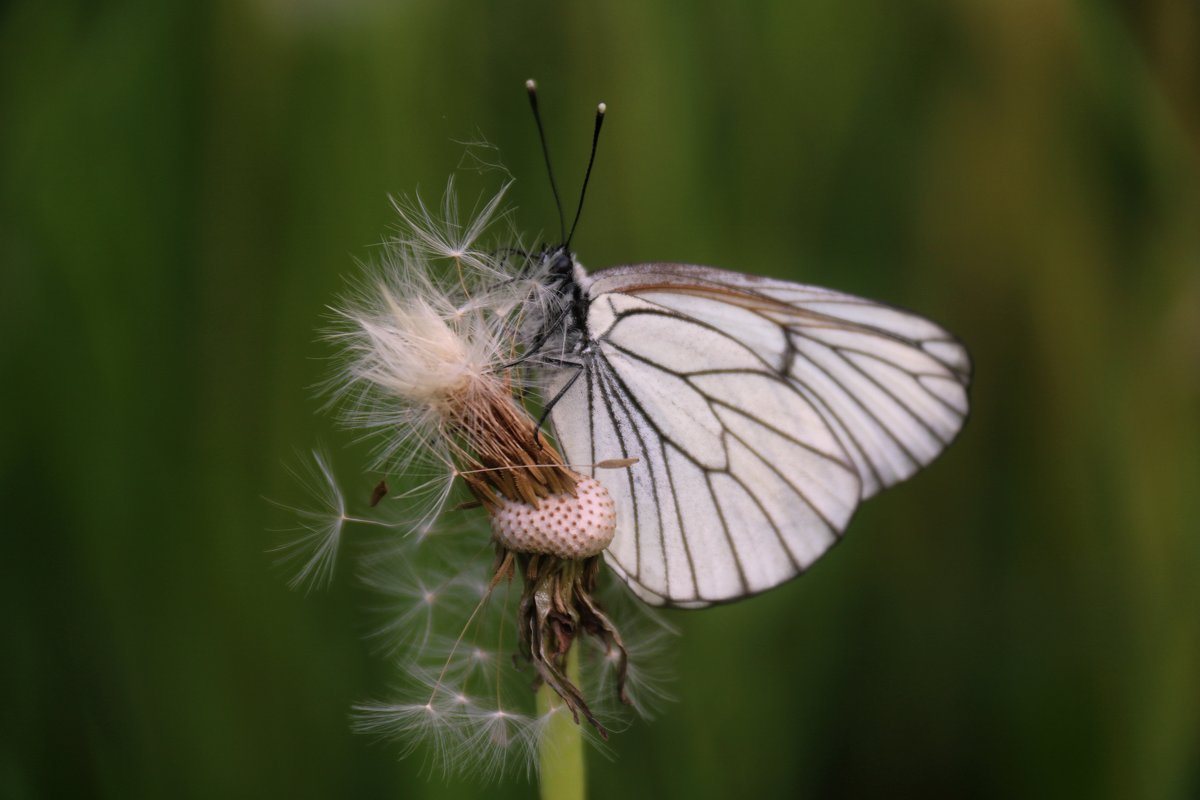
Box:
[526,79,567,242]
[566,102,606,249]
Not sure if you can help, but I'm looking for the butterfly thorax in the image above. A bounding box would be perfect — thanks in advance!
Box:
[523,245,592,365]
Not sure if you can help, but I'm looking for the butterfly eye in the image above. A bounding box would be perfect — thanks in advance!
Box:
[545,247,574,278]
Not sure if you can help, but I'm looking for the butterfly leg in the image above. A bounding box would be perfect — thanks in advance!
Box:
[531,362,585,448]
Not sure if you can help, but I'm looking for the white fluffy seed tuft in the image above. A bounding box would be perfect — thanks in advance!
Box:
[489,477,616,558]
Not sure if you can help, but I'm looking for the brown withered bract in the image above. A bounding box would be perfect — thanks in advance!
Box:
[444,374,630,738]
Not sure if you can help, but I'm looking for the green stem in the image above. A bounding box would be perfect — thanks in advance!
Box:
[536,645,586,800]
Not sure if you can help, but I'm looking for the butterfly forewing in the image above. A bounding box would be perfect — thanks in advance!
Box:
[588,264,972,498]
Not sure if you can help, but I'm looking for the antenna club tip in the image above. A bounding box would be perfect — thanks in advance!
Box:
[525,79,537,92]
[597,102,607,115]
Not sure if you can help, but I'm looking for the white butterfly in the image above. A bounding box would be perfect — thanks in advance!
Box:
[517,81,971,608]
[533,258,971,608]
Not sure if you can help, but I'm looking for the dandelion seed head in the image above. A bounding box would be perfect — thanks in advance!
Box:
[284,174,677,779]
[490,476,616,558]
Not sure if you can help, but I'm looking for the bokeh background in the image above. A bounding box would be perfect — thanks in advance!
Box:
[3,1,1198,798]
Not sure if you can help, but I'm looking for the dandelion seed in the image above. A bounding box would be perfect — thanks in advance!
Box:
[457,706,539,782]
[359,554,486,655]
[267,449,347,592]
[352,698,464,773]
[389,177,515,277]
[587,611,677,721]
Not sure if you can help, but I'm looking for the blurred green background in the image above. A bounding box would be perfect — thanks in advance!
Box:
[3,1,1198,798]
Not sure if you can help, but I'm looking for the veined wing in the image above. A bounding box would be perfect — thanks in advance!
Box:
[588,263,972,498]
[546,263,970,607]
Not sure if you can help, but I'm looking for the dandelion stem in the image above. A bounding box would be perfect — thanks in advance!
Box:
[536,645,586,800]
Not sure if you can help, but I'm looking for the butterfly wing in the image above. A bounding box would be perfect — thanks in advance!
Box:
[545,263,971,607]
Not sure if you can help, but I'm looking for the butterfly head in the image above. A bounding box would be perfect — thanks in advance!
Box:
[539,244,578,287]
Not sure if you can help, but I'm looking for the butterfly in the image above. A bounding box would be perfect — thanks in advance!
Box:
[520,82,971,608]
